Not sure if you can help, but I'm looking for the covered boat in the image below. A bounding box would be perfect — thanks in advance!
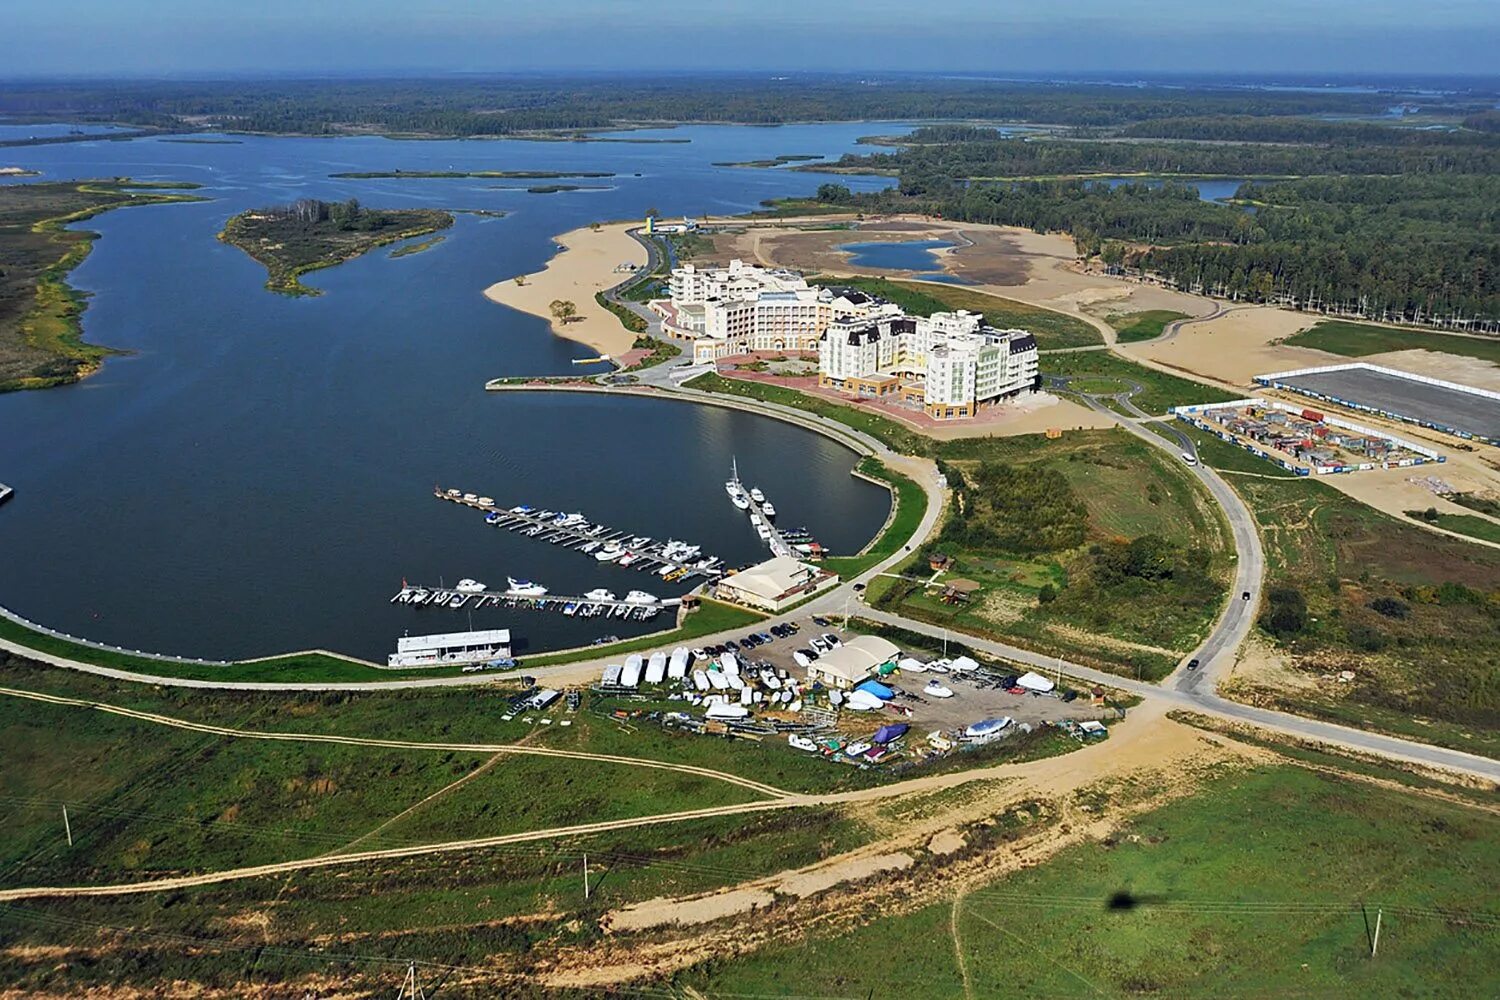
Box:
[620,654,644,688]
[705,703,749,720]
[668,647,690,680]
[964,717,1012,739]
[872,722,910,744]
[1016,671,1055,693]
[853,679,895,701]
[948,655,980,673]
[845,689,885,712]
[645,651,668,685]
[691,669,711,692]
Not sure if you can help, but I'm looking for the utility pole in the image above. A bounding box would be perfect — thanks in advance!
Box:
[1371,908,1382,958]
[583,853,590,901]
[62,806,72,847]
[395,962,426,1000]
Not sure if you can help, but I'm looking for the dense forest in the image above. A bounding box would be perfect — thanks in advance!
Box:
[0,75,1474,135]
[817,122,1500,325]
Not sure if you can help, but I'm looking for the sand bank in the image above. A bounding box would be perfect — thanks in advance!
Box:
[483,222,647,358]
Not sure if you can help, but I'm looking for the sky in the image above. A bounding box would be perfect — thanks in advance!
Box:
[3,0,1499,77]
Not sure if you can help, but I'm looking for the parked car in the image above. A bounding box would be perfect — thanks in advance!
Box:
[811,616,830,627]
[821,633,842,647]
[1187,658,1201,670]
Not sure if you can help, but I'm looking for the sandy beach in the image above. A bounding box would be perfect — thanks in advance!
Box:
[483,222,647,358]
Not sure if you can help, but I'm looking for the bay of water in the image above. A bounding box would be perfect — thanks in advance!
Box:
[838,238,959,279]
[0,123,908,661]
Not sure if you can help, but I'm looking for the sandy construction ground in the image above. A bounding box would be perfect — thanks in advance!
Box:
[483,222,646,357]
[1122,306,1323,387]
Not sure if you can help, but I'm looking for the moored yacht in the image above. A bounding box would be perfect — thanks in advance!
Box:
[761,500,776,519]
[595,543,624,562]
[455,578,486,593]
[506,577,548,597]
[584,588,616,601]
[749,487,765,504]
[624,590,658,604]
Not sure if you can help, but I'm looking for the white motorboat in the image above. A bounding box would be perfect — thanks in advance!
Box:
[462,493,478,502]
[584,588,616,601]
[924,680,954,699]
[477,496,494,506]
[761,501,776,519]
[668,647,690,680]
[705,703,749,720]
[618,552,637,567]
[760,668,782,690]
[506,577,548,597]
[788,734,819,753]
[455,578,486,593]
[624,590,658,604]
[691,669,711,692]
[738,686,753,706]
[595,544,624,562]
[725,457,751,510]
[964,717,1012,739]
[718,651,739,675]
[756,524,773,540]
[620,654,644,688]
[706,670,730,691]
[898,657,927,674]
[645,651,668,685]
[844,741,873,758]
[749,487,765,504]
[845,690,885,712]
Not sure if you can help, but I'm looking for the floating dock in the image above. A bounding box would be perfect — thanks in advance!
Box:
[392,584,676,621]
[435,488,724,580]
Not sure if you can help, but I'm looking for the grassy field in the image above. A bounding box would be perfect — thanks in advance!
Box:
[1230,474,1500,757]
[1046,350,1240,415]
[387,233,445,258]
[872,429,1232,680]
[1285,318,1500,365]
[0,692,765,888]
[1143,419,1301,478]
[810,275,1101,350]
[1108,309,1191,343]
[680,763,1500,998]
[1407,510,1500,545]
[822,457,928,578]
[683,371,934,455]
[0,180,204,392]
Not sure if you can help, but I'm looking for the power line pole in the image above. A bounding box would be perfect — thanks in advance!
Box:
[62,806,72,847]
[583,853,591,901]
[395,961,426,1000]
[1371,908,1382,958]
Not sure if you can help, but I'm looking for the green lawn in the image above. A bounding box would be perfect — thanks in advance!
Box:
[822,457,930,577]
[1285,319,1500,365]
[1108,309,1191,344]
[810,275,1102,350]
[1407,510,1500,545]
[683,371,934,455]
[1046,350,1240,415]
[681,764,1500,998]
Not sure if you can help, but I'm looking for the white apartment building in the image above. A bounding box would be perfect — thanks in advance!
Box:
[819,310,1038,420]
[652,260,878,362]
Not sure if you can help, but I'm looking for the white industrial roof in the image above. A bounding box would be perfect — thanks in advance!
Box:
[721,555,820,601]
[812,635,901,683]
[394,628,511,653]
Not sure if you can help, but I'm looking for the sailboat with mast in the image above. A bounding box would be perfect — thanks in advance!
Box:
[724,456,751,510]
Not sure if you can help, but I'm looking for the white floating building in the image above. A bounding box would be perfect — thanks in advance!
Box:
[387,628,512,668]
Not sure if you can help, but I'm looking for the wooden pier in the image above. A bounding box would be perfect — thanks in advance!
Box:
[435,488,723,581]
[392,584,678,621]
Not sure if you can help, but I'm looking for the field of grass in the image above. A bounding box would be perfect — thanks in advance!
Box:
[1230,474,1500,757]
[1046,350,1240,414]
[0,180,205,391]
[1108,308,1190,343]
[1144,419,1301,478]
[595,289,647,332]
[1407,510,1500,545]
[680,764,1499,998]
[1285,319,1500,365]
[810,275,1101,350]
[0,805,872,996]
[874,429,1231,680]
[822,457,928,578]
[387,233,445,258]
[683,371,934,455]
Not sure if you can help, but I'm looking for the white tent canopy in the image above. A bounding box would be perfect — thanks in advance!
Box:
[1016,671,1055,693]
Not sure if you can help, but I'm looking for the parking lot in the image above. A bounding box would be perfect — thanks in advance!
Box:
[699,615,1116,732]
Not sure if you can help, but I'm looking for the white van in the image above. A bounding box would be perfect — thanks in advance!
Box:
[1180,452,1198,466]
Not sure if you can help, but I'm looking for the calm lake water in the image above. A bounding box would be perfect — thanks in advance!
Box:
[1090,177,1250,203]
[838,238,959,280]
[0,124,907,660]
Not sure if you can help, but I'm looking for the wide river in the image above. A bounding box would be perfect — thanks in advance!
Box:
[0,123,908,661]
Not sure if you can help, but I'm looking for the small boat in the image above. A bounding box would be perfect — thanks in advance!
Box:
[618,552,637,567]
[580,541,601,553]
[828,689,845,707]
[759,668,782,690]
[761,501,776,519]
[725,672,746,691]
[446,488,462,497]
[789,733,819,753]
[845,690,884,712]
[624,590,658,604]
[668,647,690,680]
[924,680,954,699]
[448,594,466,608]
[485,511,503,524]
[718,651,739,675]
[584,588,616,601]
[964,717,1012,739]
[692,669,711,692]
[601,663,623,686]
[506,577,548,597]
[899,657,927,674]
[456,578,486,593]
[477,496,494,506]
[595,544,624,562]
[621,654,644,688]
[756,524,772,540]
[563,602,578,616]
[749,487,765,504]
[739,686,754,706]
[788,699,802,712]
[706,670,730,691]
[463,493,478,502]
[844,741,873,758]
[645,651,668,684]
[705,702,749,720]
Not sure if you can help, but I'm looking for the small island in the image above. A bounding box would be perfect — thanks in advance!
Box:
[328,169,614,180]
[218,198,453,295]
